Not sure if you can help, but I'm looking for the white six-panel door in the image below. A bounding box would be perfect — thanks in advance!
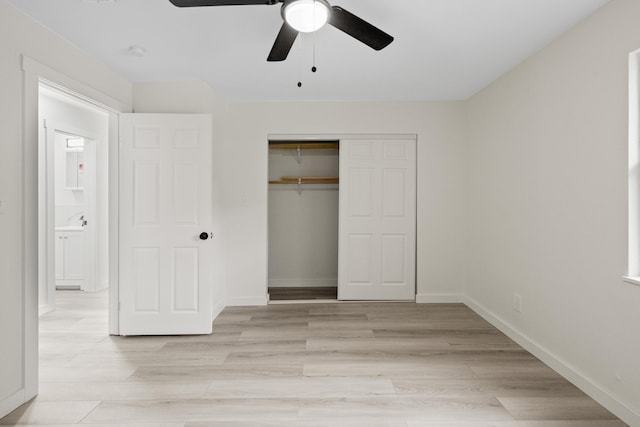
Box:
[338,138,416,301]
[119,114,213,335]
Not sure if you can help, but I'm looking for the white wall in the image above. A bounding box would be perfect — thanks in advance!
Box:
[466,0,640,424]
[0,0,131,416]
[222,101,467,305]
[133,89,468,305]
[131,90,468,305]
[268,187,339,287]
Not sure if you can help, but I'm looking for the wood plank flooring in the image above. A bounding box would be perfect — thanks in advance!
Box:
[269,286,338,301]
[1,290,627,426]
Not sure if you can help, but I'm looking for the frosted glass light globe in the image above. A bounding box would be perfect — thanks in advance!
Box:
[283,0,330,33]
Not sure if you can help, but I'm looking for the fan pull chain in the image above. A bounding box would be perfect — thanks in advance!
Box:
[312,0,317,73]
[297,35,302,87]
[312,30,317,73]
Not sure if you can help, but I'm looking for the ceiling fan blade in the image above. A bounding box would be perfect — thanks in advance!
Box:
[267,23,298,62]
[328,6,393,51]
[169,0,277,7]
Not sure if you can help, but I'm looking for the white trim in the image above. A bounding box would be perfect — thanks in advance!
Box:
[416,293,464,303]
[38,303,54,316]
[211,298,227,321]
[23,62,40,402]
[0,389,26,419]
[38,113,55,318]
[22,57,130,114]
[628,49,640,277]
[268,133,418,142]
[81,136,98,292]
[22,56,131,412]
[226,296,269,306]
[107,112,120,335]
[622,275,640,286]
[464,295,640,427]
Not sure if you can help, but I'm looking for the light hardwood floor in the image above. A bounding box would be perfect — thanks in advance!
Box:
[1,290,627,426]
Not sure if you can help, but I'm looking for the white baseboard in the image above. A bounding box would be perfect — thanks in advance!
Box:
[0,388,25,419]
[268,279,338,287]
[415,293,463,303]
[38,303,54,316]
[226,296,268,306]
[464,295,640,427]
[211,297,226,321]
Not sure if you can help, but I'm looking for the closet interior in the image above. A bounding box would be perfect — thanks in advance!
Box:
[268,140,339,301]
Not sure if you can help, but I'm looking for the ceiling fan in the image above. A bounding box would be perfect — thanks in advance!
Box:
[168,0,394,62]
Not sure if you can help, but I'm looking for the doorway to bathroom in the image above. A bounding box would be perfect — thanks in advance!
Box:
[39,83,110,315]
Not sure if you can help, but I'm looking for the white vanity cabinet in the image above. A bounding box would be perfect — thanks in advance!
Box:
[55,227,84,288]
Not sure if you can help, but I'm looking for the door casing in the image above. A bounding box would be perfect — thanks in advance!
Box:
[18,56,130,417]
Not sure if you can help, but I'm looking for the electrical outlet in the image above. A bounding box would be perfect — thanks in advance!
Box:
[513,293,522,313]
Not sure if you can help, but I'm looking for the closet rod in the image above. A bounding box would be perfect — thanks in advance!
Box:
[269,176,339,185]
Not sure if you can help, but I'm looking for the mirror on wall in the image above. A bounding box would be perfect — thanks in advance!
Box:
[65,137,85,190]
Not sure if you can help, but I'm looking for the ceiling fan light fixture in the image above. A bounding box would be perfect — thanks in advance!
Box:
[282,0,330,33]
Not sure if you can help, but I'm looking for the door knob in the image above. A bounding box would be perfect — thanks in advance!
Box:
[199,232,211,240]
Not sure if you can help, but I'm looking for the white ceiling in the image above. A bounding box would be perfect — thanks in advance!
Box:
[7,0,610,101]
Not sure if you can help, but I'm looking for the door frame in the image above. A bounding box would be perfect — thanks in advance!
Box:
[21,56,131,402]
[265,133,418,301]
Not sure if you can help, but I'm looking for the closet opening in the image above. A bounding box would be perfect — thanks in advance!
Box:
[267,139,340,302]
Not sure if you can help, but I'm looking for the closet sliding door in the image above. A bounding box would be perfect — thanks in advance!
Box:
[338,138,416,301]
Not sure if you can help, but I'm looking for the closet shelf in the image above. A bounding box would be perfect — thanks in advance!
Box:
[269,142,339,151]
[269,176,339,185]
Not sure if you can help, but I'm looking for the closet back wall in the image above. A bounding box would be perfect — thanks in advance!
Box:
[268,145,339,288]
